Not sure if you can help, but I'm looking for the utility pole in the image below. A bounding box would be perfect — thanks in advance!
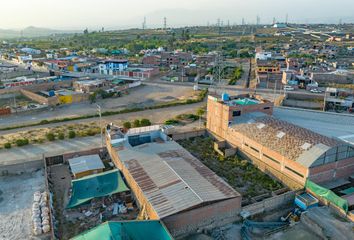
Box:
[286,13,289,24]
[96,104,103,148]
[323,90,327,112]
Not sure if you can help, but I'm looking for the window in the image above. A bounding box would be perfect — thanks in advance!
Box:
[250,146,259,153]
[233,110,241,117]
[264,107,270,110]
[285,166,304,178]
[264,154,280,164]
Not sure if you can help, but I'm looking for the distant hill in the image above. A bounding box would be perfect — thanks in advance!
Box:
[0,26,79,39]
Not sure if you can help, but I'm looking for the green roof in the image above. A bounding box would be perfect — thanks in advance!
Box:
[67,169,129,208]
[234,98,259,106]
[71,221,174,240]
[340,187,354,195]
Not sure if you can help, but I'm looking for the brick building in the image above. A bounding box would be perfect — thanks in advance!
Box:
[207,94,354,189]
[106,125,241,237]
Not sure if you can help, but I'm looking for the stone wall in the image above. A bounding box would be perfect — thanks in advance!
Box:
[242,190,296,216]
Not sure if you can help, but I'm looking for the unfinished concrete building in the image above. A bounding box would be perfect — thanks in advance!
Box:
[106,125,242,237]
[207,94,354,189]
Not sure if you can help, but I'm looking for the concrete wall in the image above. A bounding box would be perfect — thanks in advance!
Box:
[0,80,74,95]
[283,99,323,110]
[171,129,206,141]
[163,197,242,238]
[0,159,43,176]
[20,89,59,105]
[242,190,296,216]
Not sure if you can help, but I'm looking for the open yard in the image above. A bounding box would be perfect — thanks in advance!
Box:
[48,159,138,239]
[0,170,45,240]
[177,136,283,203]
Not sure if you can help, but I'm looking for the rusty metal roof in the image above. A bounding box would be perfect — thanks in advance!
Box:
[116,141,240,219]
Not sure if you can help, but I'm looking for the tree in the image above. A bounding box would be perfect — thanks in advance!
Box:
[140,119,151,127]
[46,133,55,141]
[123,121,131,129]
[58,132,65,140]
[89,92,97,104]
[4,143,11,149]
[16,139,29,146]
[133,119,141,128]
[68,130,76,139]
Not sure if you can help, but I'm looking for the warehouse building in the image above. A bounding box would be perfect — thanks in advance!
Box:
[207,94,354,189]
[106,125,242,237]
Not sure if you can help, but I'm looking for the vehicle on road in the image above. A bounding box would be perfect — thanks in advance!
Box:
[284,85,295,91]
[310,88,323,93]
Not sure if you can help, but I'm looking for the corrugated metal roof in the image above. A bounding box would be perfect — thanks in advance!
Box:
[68,154,105,174]
[116,141,240,219]
[230,113,344,168]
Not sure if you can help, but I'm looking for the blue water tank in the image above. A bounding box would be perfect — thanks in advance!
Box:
[48,90,55,97]
[221,93,229,102]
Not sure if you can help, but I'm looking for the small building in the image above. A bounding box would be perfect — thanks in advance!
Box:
[98,59,128,75]
[256,60,281,74]
[106,125,241,237]
[256,52,272,61]
[68,154,105,178]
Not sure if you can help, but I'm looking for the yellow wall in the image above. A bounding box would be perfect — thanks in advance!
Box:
[59,95,73,104]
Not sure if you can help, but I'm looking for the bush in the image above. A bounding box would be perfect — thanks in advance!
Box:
[140,119,151,127]
[16,138,29,147]
[68,130,76,139]
[4,142,11,149]
[165,119,180,125]
[133,119,141,128]
[123,121,131,129]
[58,132,65,140]
[46,133,55,141]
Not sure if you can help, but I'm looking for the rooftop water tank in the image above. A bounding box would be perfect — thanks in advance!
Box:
[221,93,229,102]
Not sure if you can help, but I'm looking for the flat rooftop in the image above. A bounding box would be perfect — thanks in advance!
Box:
[108,126,240,219]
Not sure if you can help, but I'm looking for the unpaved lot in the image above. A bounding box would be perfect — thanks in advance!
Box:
[0,170,45,240]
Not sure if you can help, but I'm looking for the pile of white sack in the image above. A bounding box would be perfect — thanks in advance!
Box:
[32,191,51,236]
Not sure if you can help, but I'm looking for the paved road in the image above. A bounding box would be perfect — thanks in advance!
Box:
[0,136,101,165]
[0,102,204,134]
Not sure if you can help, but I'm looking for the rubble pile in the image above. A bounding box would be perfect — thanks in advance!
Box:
[32,191,51,236]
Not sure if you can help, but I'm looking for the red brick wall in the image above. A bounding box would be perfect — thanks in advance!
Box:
[163,197,241,238]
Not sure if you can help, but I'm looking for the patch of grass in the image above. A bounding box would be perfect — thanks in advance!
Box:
[178,136,283,199]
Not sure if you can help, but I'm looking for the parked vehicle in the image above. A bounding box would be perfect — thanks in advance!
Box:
[310,88,323,93]
[284,85,295,91]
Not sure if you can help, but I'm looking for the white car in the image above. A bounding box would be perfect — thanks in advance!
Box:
[310,89,323,93]
[284,86,295,91]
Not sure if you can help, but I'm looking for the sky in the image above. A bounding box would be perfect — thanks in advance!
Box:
[1,0,354,30]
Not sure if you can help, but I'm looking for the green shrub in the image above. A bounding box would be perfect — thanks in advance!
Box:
[140,119,151,127]
[68,130,76,139]
[46,133,55,141]
[165,119,180,125]
[133,119,141,128]
[4,142,11,149]
[58,132,65,140]
[123,121,131,129]
[16,138,29,147]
